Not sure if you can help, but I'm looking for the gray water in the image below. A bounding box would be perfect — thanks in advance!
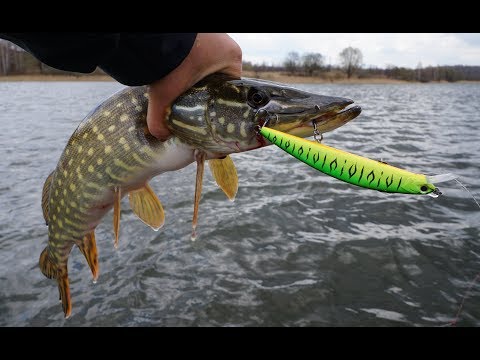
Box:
[0,81,479,327]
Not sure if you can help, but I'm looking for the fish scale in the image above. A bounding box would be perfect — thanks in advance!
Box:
[39,73,361,317]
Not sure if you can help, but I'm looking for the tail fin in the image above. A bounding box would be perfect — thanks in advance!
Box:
[39,247,72,318]
[57,275,71,318]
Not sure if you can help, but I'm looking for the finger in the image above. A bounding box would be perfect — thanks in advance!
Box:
[146,85,174,140]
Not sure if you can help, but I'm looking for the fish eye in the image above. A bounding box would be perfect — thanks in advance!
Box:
[252,93,263,103]
[420,185,429,192]
[248,88,269,108]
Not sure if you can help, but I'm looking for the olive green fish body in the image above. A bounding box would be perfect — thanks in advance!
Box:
[260,126,437,195]
[46,87,166,251]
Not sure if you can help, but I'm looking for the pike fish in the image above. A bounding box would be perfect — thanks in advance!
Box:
[40,74,361,317]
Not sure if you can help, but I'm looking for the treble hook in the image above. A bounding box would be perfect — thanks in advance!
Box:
[254,110,276,135]
[312,120,323,143]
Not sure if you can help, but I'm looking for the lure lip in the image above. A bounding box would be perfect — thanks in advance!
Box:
[426,173,457,184]
[425,173,457,198]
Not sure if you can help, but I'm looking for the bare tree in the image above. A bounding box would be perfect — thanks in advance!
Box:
[302,52,324,76]
[416,62,423,82]
[284,51,300,75]
[339,47,363,79]
[0,40,10,75]
[0,39,25,75]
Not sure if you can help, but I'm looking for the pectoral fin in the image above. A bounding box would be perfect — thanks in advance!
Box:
[208,155,238,201]
[128,183,165,231]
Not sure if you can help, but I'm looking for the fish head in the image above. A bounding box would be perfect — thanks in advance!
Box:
[168,74,361,155]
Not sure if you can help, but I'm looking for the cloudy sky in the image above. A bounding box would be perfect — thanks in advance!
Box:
[228,33,480,69]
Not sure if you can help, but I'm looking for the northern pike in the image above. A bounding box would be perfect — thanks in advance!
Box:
[40,73,361,317]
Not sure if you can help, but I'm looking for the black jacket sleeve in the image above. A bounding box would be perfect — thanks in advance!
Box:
[0,32,197,86]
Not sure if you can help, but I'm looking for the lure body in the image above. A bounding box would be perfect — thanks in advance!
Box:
[260,126,437,195]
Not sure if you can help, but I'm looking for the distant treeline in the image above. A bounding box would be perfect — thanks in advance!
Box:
[245,49,480,82]
[0,40,104,77]
[244,61,480,83]
[1,39,480,82]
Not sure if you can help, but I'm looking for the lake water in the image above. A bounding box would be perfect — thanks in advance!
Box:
[0,81,479,327]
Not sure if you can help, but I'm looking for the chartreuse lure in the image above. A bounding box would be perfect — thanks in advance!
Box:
[259,126,444,196]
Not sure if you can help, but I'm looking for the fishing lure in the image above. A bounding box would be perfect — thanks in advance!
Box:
[259,125,443,196]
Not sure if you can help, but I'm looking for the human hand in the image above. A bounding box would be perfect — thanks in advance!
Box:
[146,33,242,140]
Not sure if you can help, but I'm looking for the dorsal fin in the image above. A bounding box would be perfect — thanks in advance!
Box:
[208,155,238,201]
[41,171,55,225]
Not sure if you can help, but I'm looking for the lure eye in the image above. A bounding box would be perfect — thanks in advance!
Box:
[420,185,429,193]
[248,88,269,108]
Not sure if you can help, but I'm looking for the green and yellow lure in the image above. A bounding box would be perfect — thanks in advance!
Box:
[260,126,441,196]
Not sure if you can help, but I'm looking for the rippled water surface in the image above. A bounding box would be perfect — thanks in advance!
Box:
[1,81,479,327]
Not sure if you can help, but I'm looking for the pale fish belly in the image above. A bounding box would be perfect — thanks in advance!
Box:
[82,139,197,231]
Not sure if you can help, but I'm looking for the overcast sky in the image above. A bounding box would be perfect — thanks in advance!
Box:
[228,33,480,69]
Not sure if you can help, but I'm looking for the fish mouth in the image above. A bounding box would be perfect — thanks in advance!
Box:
[261,92,361,135]
[275,103,362,138]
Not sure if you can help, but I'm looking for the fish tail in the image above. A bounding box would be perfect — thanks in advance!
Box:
[39,247,72,318]
[57,274,71,318]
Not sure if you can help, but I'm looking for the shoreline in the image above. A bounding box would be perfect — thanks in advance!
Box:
[0,74,114,82]
[1,73,479,85]
[241,71,411,84]
[241,71,480,84]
